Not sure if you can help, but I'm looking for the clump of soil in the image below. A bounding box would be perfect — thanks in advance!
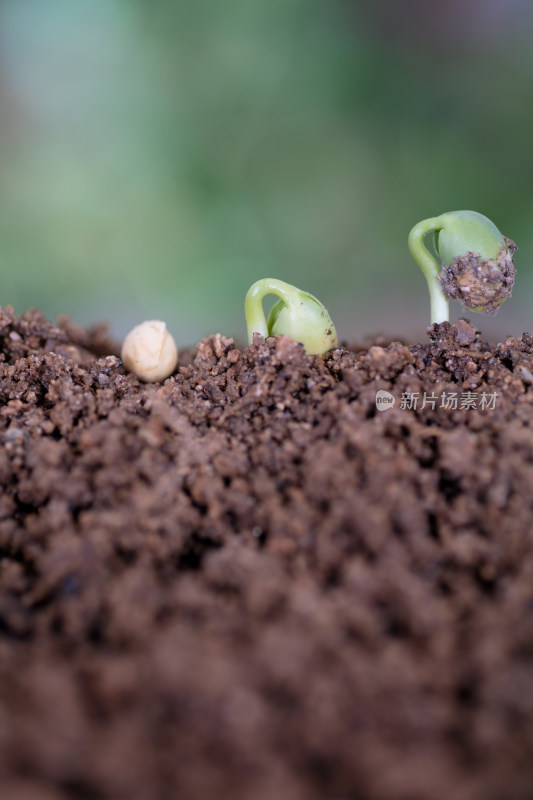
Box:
[438,237,517,313]
[0,305,533,800]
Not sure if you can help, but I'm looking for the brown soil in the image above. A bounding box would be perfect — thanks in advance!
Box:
[0,306,532,800]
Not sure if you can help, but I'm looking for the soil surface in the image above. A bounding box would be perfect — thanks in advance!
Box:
[0,306,532,800]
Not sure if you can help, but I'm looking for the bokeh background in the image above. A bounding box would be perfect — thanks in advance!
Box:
[0,0,532,345]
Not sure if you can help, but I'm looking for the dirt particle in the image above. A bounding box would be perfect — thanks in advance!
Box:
[438,239,517,313]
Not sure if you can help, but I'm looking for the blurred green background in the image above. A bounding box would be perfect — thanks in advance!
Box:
[0,0,532,345]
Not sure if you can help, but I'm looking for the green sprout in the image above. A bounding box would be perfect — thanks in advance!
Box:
[408,210,517,324]
[244,278,337,355]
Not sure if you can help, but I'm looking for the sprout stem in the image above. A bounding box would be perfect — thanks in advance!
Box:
[408,217,450,325]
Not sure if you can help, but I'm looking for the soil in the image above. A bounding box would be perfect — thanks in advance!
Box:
[0,305,532,800]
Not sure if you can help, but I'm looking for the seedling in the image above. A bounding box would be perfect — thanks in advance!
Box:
[245,278,337,355]
[121,320,178,382]
[408,210,517,324]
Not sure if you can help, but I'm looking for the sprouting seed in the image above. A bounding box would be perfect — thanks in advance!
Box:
[244,278,337,356]
[408,210,517,325]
